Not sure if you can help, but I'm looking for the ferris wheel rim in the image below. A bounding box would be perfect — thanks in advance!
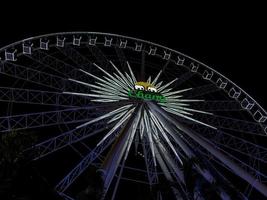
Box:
[1,31,267,199]
[0,31,266,119]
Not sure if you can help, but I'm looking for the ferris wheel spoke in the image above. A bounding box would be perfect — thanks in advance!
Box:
[190,100,242,112]
[151,110,220,196]
[26,119,112,160]
[57,45,92,67]
[185,140,248,198]
[58,192,75,200]
[142,134,160,186]
[195,135,267,184]
[183,83,220,98]
[76,67,129,94]
[140,50,146,80]
[174,122,267,197]
[148,101,201,158]
[45,49,96,83]
[217,144,267,182]
[193,139,267,198]
[0,61,67,91]
[183,128,267,181]
[173,70,195,88]
[26,50,78,78]
[197,132,266,178]
[114,44,130,72]
[0,60,94,94]
[99,106,142,197]
[55,123,123,193]
[87,45,111,70]
[160,139,229,200]
[159,60,171,77]
[77,104,134,130]
[56,45,99,82]
[0,106,111,132]
[152,108,232,197]
[26,51,71,77]
[152,103,267,197]
[192,124,267,163]
[55,106,139,194]
[168,135,233,199]
[110,150,127,200]
[140,141,164,200]
[149,111,184,164]
[0,87,92,107]
[155,137,185,184]
[162,69,194,91]
[153,144,184,199]
[191,112,265,136]
[26,50,104,93]
[96,61,134,90]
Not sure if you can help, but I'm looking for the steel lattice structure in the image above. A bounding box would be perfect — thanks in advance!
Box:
[1,32,267,200]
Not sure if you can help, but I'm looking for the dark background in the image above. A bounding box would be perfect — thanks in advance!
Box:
[0,3,266,109]
[0,3,266,199]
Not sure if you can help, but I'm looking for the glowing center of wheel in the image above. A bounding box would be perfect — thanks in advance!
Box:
[128,82,166,103]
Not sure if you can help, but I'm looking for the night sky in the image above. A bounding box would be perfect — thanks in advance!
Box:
[1,4,266,108]
[0,3,266,200]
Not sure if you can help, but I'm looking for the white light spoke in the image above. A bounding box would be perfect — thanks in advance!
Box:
[149,111,182,163]
[113,73,131,89]
[90,89,128,98]
[126,61,137,83]
[125,72,135,86]
[77,104,133,129]
[159,102,190,107]
[162,88,192,96]
[161,107,216,129]
[167,99,204,102]
[165,95,183,100]
[163,107,193,116]
[110,61,132,87]
[91,99,121,103]
[157,78,178,92]
[94,81,128,95]
[160,88,173,94]
[139,118,145,139]
[63,91,93,97]
[155,81,163,88]
[107,110,129,124]
[151,70,162,85]
[147,76,151,84]
[97,107,135,146]
[102,76,128,91]
[124,107,142,160]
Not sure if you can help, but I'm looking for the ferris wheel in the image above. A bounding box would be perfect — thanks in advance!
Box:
[0,32,267,200]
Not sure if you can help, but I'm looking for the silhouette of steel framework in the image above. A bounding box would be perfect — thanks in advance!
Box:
[0,32,267,200]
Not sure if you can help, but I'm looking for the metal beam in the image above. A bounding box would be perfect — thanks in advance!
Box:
[173,71,195,88]
[87,45,110,70]
[183,83,219,98]
[157,106,267,198]
[101,106,142,197]
[0,106,109,132]
[190,113,265,136]
[55,124,122,193]
[27,119,111,160]
[190,100,242,112]
[0,87,91,107]
[191,124,267,163]
[26,50,77,78]
[142,135,160,186]
[0,61,67,90]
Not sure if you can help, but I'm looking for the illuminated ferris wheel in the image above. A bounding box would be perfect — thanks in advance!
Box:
[0,32,267,200]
